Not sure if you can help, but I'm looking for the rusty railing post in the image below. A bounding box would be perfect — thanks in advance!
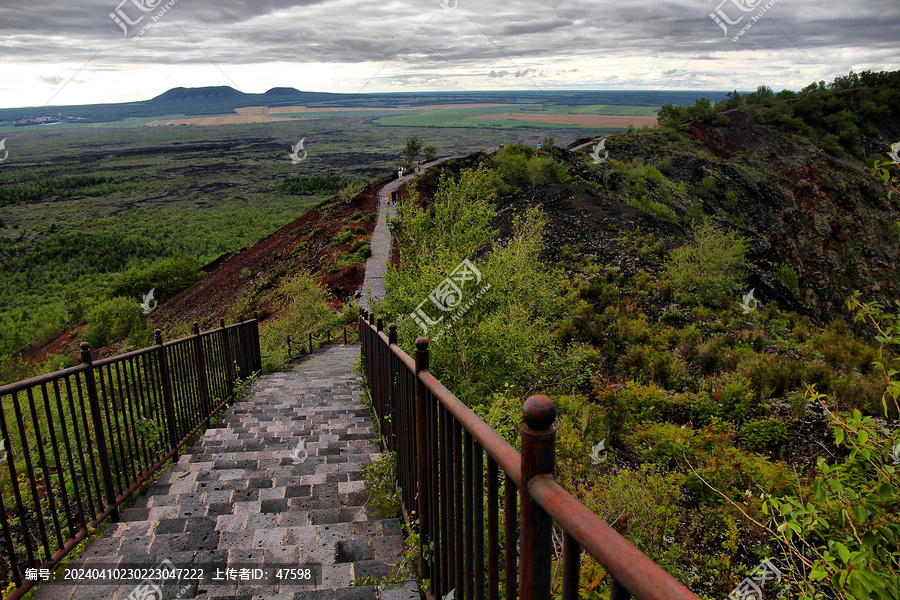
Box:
[252,317,262,372]
[343,326,348,345]
[388,323,397,451]
[80,343,120,523]
[192,322,211,416]
[154,330,180,462]
[287,335,292,359]
[308,332,313,354]
[375,317,385,442]
[359,310,366,364]
[414,337,430,581]
[519,395,557,600]
[220,319,235,400]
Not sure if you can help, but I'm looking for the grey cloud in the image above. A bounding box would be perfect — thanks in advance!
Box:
[0,0,898,92]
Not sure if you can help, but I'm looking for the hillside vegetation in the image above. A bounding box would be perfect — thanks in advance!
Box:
[373,70,900,599]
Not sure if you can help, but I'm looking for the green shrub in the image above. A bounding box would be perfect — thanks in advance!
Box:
[259,270,337,371]
[762,404,900,600]
[362,451,401,518]
[526,156,570,186]
[617,345,687,390]
[691,176,718,201]
[775,263,799,295]
[661,221,749,308]
[723,189,738,211]
[333,228,355,246]
[716,373,756,424]
[657,156,674,175]
[83,296,145,349]
[738,417,788,452]
[107,253,204,304]
[821,133,843,155]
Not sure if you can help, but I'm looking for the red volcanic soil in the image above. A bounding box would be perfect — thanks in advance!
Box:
[150,184,379,331]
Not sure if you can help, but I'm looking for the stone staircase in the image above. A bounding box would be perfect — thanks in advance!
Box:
[35,344,418,600]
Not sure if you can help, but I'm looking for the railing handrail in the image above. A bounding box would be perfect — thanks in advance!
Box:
[530,478,698,599]
[286,321,359,358]
[0,363,91,396]
[0,318,263,600]
[418,370,523,486]
[359,309,700,600]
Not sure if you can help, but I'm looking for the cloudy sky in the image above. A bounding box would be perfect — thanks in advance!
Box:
[0,0,898,109]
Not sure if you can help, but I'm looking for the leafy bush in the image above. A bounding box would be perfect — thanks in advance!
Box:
[762,405,900,600]
[691,176,718,202]
[490,143,570,193]
[83,296,146,349]
[277,174,364,196]
[617,345,687,390]
[738,417,788,452]
[661,221,749,308]
[526,155,570,186]
[107,253,204,303]
[259,270,338,371]
[381,166,569,407]
[362,451,401,518]
[775,264,799,295]
[333,228,355,246]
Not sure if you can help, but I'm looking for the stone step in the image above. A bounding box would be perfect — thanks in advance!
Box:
[33,345,418,600]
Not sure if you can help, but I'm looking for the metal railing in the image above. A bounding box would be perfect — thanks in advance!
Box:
[360,309,700,600]
[286,323,359,359]
[0,318,261,599]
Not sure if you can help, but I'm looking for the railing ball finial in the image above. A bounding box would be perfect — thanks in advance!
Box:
[415,337,429,352]
[79,342,92,363]
[522,395,556,431]
[154,329,164,345]
[193,322,201,335]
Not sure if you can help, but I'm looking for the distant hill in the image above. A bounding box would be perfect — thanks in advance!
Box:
[0,86,731,125]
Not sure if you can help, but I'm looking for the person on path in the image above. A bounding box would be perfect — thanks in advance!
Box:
[390,189,397,205]
[417,161,422,174]
[537,142,542,157]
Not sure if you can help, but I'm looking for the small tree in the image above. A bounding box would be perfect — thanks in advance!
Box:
[423,145,437,162]
[402,137,422,164]
[661,221,749,308]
